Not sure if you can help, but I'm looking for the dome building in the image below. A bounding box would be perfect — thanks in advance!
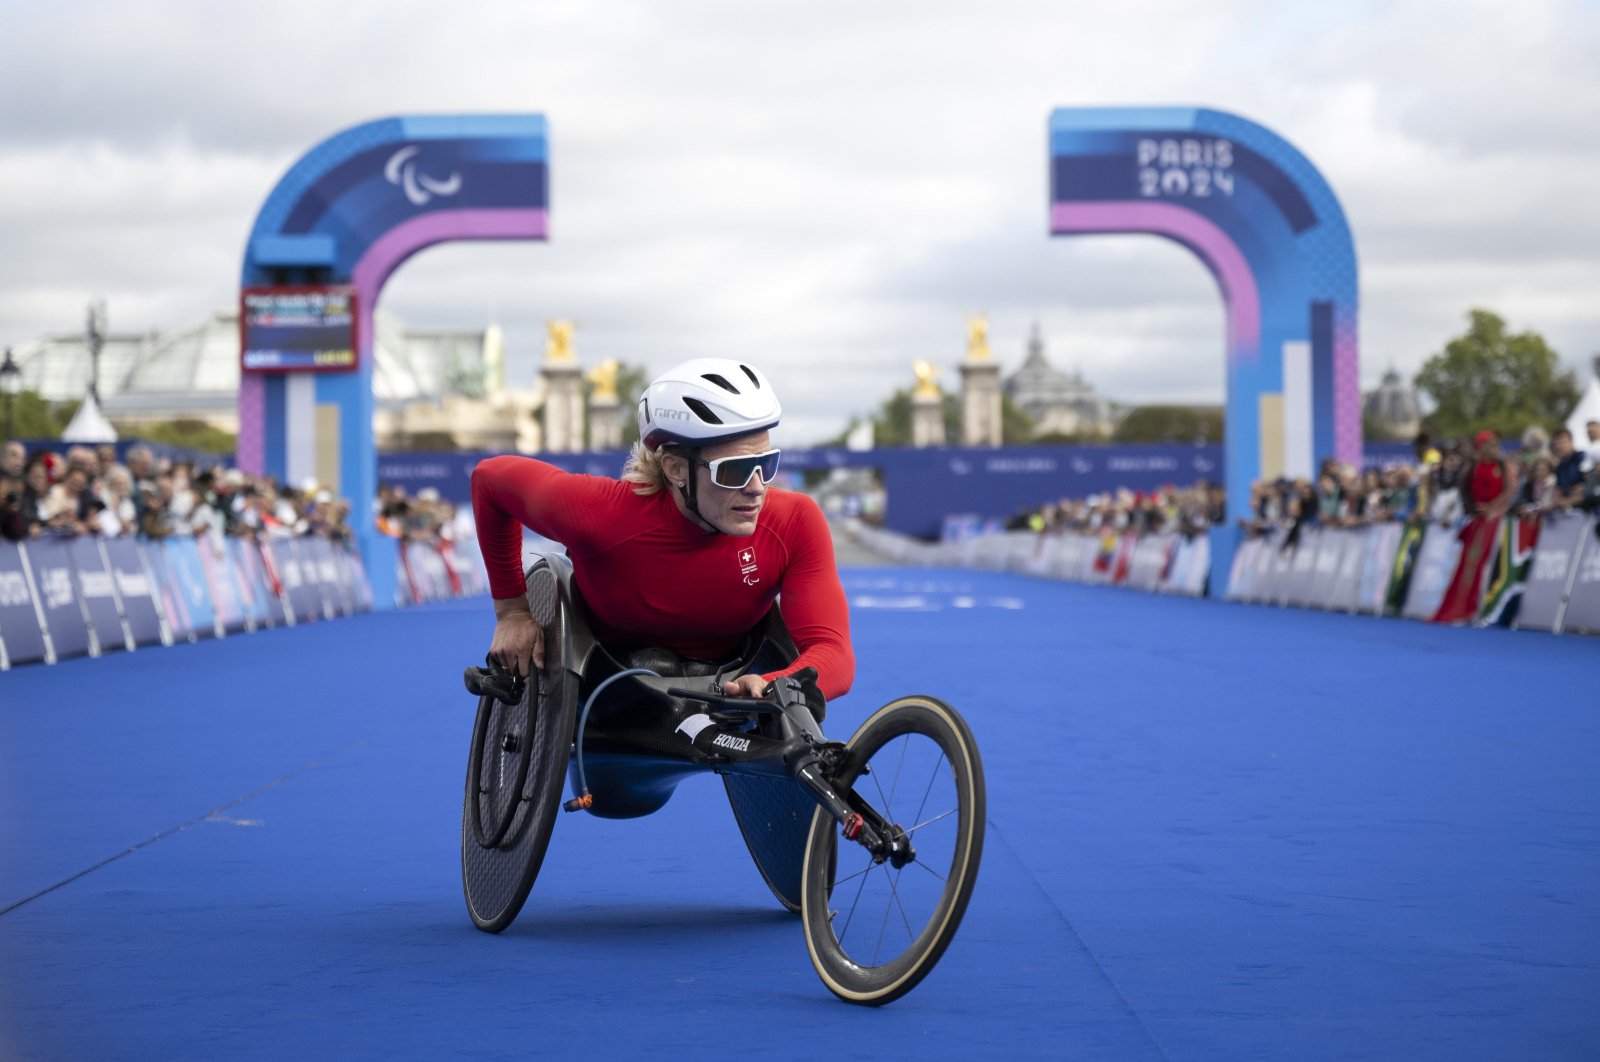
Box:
[1362,368,1421,440]
[1002,323,1115,440]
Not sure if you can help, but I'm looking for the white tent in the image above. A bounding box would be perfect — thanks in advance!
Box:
[61,391,118,443]
[1567,356,1600,446]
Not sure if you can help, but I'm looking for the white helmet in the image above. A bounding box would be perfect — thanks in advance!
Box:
[637,358,782,451]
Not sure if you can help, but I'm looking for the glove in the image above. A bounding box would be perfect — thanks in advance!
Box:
[770,666,826,722]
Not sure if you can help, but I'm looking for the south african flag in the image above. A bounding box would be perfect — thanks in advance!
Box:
[1477,516,1541,627]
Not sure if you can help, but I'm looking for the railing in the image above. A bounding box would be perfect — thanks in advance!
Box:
[0,531,494,670]
[841,512,1600,636]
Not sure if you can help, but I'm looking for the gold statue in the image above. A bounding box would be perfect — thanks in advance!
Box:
[912,360,942,397]
[545,319,576,362]
[966,315,991,360]
[587,358,620,402]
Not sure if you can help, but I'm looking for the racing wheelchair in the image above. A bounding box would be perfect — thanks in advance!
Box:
[460,555,985,1006]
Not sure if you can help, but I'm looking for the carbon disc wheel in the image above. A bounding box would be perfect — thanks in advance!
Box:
[800,696,985,1005]
[460,563,577,932]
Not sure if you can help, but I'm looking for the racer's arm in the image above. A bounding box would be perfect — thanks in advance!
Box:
[730,495,855,701]
[470,455,624,673]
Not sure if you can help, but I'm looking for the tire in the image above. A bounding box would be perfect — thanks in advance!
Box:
[801,696,985,1005]
[461,563,578,932]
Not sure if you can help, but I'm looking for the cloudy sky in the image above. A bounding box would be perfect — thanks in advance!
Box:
[2,0,1597,442]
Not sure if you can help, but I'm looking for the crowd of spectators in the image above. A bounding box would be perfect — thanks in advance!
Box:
[1005,480,1227,537]
[0,440,354,546]
[991,420,1600,545]
[1240,421,1600,539]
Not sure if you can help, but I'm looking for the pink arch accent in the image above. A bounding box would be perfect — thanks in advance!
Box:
[1051,201,1260,361]
[350,208,549,353]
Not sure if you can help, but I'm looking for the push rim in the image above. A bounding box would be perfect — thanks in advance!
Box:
[460,563,576,933]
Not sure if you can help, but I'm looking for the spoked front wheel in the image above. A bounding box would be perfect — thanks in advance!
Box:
[801,695,985,1005]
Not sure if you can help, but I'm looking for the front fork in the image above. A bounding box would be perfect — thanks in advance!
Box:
[793,751,915,870]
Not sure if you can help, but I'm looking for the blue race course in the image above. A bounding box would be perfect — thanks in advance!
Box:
[2,568,1596,1060]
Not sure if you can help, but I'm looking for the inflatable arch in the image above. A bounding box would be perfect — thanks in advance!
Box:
[238,115,548,601]
[1049,107,1359,522]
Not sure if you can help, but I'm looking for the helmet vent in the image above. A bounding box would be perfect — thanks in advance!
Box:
[682,397,724,424]
[701,373,739,394]
[740,364,761,388]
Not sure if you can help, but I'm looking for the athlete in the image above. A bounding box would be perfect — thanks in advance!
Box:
[471,358,854,704]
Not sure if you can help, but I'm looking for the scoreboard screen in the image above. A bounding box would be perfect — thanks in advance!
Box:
[240,287,357,373]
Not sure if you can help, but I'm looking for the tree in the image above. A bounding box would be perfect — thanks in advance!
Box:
[1415,309,1580,441]
[3,391,78,439]
[131,418,237,454]
[1112,405,1225,444]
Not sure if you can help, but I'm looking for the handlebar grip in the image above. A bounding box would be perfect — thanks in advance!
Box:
[666,687,783,714]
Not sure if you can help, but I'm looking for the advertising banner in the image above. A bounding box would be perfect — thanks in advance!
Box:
[1286,530,1321,608]
[67,536,128,654]
[164,538,218,639]
[1265,530,1296,605]
[1327,529,1367,613]
[141,542,191,641]
[345,548,374,613]
[223,538,267,631]
[250,540,291,628]
[1308,530,1347,609]
[1515,512,1586,632]
[1556,518,1600,635]
[276,539,325,623]
[0,541,48,668]
[1402,526,1463,621]
[1358,523,1404,615]
[23,539,90,662]
[305,538,348,618]
[103,539,165,647]
[196,536,246,633]
[1225,536,1261,600]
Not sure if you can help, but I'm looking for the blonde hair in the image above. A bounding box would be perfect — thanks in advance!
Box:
[621,441,670,496]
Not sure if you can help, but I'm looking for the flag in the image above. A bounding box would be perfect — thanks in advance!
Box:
[1477,515,1541,627]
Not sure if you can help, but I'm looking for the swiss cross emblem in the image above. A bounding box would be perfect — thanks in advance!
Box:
[736,546,760,586]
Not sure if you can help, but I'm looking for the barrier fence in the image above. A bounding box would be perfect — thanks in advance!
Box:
[0,533,493,671]
[844,512,1600,636]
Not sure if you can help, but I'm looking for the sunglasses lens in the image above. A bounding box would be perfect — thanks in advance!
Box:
[713,450,781,488]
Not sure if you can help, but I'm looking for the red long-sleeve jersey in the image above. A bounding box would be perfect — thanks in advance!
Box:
[471,456,854,700]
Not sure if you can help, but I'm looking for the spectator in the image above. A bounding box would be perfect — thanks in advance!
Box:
[1586,420,1600,470]
[1517,426,1549,472]
[0,472,25,541]
[1550,429,1587,509]
[2,440,25,479]
[42,466,93,536]
[1516,456,1557,513]
[19,457,51,537]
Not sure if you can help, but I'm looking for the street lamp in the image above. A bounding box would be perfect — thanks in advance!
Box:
[0,347,21,442]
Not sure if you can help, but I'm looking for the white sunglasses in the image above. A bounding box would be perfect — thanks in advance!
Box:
[694,448,781,489]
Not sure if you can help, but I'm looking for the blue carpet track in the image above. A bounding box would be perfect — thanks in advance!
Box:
[1,569,1596,1060]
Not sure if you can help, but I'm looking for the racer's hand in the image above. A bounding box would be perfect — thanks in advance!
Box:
[490,599,543,675]
[720,674,770,698]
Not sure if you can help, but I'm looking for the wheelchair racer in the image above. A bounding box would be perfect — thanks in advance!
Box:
[471,358,854,705]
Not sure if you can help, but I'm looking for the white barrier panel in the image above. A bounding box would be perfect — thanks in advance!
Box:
[1286,529,1320,608]
[1358,524,1406,616]
[1402,525,1463,621]
[1517,513,1588,632]
[1557,517,1600,634]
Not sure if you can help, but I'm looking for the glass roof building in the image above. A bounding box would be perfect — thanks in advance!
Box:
[7,310,500,430]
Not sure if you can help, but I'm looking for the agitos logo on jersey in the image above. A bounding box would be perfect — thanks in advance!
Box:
[736,546,760,587]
